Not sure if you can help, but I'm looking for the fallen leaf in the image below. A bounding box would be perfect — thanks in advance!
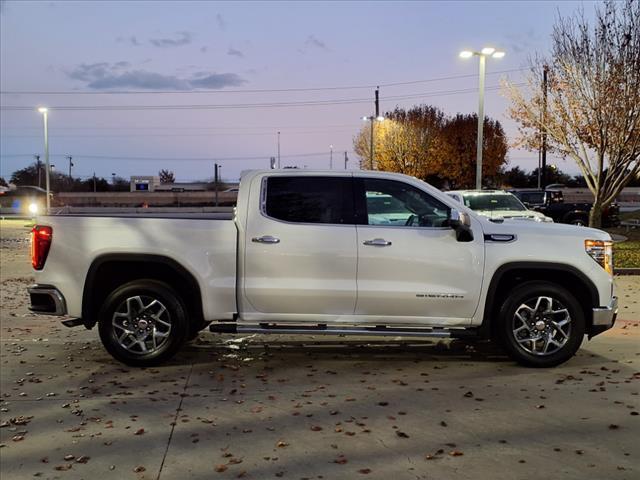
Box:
[449,450,464,457]
[396,431,409,438]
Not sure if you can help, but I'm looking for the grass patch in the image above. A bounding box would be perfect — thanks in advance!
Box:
[613,240,640,268]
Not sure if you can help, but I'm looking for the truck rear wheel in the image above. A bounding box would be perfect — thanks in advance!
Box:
[98,280,188,367]
[497,281,585,367]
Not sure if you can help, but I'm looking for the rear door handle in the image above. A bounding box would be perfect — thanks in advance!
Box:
[252,235,280,244]
[363,238,392,246]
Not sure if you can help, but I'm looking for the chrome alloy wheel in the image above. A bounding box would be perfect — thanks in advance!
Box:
[112,295,172,354]
[512,296,572,356]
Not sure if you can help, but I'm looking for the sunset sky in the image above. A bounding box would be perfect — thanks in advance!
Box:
[0,0,599,183]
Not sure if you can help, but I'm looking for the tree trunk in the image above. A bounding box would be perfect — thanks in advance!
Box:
[589,201,603,228]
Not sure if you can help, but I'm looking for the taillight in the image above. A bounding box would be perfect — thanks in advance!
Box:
[31,225,52,270]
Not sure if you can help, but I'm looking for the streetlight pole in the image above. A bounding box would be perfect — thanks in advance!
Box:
[38,108,50,213]
[362,115,384,170]
[329,144,333,169]
[475,54,486,191]
[459,47,505,189]
[277,131,281,169]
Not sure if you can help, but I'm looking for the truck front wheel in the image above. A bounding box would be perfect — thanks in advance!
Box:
[497,281,585,367]
[98,280,189,367]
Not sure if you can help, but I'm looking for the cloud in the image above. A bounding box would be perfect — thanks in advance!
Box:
[190,72,245,89]
[66,62,246,90]
[304,35,329,51]
[200,46,208,53]
[117,35,141,46]
[149,31,193,48]
[227,47,244,58]
[504,29,540,54]
[216,13,226,30]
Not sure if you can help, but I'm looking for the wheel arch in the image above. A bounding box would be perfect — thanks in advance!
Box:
[81,253,204,330]
[480,262,599,339]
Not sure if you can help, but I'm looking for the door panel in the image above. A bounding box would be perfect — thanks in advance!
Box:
[243,175,358,315]
[356,225,483,319]
[355,178,484,322]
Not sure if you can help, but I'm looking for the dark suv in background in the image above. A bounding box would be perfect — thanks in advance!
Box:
[509,189,620,227]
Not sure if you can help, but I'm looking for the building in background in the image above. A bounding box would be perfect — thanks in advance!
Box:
[130,176,160,192]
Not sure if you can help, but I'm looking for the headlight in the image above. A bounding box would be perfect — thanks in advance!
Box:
[585,239,613,276]
[28,202,39,214]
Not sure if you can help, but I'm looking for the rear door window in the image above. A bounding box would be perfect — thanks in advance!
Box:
[264,176,354,224]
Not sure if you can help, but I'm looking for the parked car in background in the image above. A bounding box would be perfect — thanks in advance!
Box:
[0,186,49,216]
[446,190,554,223]
[509,189,620,227]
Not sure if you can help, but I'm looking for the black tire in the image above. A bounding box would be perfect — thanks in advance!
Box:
[567,215,588,226]
[497,281,585,368]
[98,279,189,367]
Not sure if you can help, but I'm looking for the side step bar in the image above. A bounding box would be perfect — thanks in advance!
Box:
[209,323,477,339]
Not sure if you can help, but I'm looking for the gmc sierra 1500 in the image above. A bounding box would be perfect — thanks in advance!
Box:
[28,170,618,368]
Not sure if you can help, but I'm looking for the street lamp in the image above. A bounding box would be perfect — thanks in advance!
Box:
[37,107,51,213]
[459,47,505,189]
[362,115,385,170]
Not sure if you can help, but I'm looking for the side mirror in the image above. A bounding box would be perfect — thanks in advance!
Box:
[449,209,474,242]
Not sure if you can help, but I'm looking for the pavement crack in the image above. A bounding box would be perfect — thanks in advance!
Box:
[156,363,193,480]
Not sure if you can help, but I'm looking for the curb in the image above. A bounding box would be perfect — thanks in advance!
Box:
[615,268,640,276]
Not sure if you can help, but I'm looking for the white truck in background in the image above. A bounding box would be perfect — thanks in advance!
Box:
[28,170,617,368]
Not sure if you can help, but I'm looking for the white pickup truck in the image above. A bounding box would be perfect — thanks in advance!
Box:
[28,170,618,368]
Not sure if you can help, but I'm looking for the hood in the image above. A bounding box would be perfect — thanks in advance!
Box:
[476,214,611,241]
[474,209,551,222]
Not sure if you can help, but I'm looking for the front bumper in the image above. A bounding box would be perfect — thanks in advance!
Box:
[28,284,67,316]
[590,296,618,337]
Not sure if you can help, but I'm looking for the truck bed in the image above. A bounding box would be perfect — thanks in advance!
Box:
[35,214,238,320]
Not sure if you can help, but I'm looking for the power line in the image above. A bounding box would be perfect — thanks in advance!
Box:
[0,69,527,96]
[0,123,362,131]
[1,130,359,139]
[0,84,520,111]
[0,151,356,162]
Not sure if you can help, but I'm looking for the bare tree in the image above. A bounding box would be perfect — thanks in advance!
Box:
[505,0,640,227]
[159,169,176,184]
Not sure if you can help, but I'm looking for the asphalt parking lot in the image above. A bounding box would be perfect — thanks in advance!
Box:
[1,219,638,480]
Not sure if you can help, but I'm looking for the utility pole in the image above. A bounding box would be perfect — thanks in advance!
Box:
[541,64,549,189]
[214,163,219,207]
[34,155,41,188]
[344,151,348,170]
[93,172,97,192]
[277,131,281,169]
[66,155,74,178]
[375,87,379,117]
[329,144,333,169]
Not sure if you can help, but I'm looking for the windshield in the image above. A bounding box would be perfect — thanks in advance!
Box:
[463,193,527,212]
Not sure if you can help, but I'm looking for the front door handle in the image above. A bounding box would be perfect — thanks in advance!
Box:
[363,238,392,247]
[252,235,280,244]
